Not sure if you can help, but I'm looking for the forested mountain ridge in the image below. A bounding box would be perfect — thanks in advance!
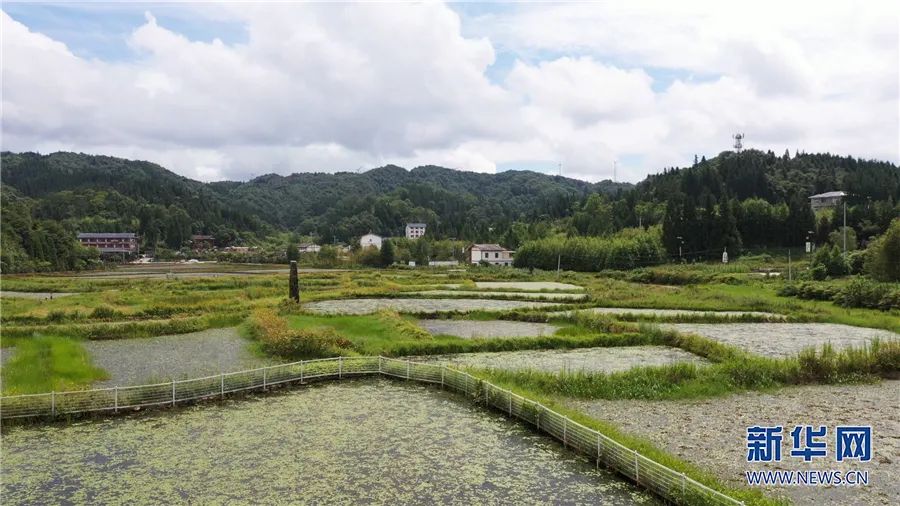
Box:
[0,151,626,270]
[1,149,897,272]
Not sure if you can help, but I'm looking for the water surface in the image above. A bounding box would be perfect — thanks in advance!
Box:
[2,380,657,505]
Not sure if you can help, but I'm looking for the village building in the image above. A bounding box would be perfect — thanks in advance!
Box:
[359,233,383,250]
[809,191,846,212]
[190,235,215,252]
[465,243,514,266]
[298,243,321,254]
[405,223,426,239]
[77,232,139,254]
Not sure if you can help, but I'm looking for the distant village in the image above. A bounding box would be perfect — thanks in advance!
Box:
[76,222,516,267]
[76,191,847,268]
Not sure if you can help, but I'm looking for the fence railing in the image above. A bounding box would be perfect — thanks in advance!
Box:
[1,356,742,505]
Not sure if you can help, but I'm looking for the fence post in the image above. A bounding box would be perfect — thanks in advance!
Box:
[440,367,444,388]
[464,375,468,396]
[263,368,267,390]
[51,391,56,417]
[220,374,225,399]
[406,360,411,380]
[536,405,541,431]
[508,390,512,415]
[634,450,639,484]
[300,360,304,383]
[339,356,343,379]
[563,418,567,447]
[171,379,177,406]
[596,435,601,469]
[114,386,119,413]
[378,356,383,375]
[681,472,686,500]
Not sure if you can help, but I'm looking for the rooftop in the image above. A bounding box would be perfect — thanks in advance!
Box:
[77,232,136,239]
[809,191,846,199]
[469,243,509,252]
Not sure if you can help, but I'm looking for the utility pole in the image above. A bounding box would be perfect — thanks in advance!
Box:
[676,236,684,262]
[842,200,847,255]
[788,249,792,281]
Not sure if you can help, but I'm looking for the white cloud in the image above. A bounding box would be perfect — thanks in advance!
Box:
[1,1,897,183]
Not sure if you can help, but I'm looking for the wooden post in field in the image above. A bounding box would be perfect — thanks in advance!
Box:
[289,260,300,303]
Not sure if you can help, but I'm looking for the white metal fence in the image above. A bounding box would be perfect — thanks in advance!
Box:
[1,356,742,505]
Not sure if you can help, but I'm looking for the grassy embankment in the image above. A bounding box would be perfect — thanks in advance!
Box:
[470,314,900,401]
[1,336,108,394]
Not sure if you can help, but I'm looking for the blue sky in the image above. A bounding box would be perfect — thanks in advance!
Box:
[2,1,896,182]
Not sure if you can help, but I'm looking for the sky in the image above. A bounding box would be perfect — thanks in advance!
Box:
[1,1,898,183]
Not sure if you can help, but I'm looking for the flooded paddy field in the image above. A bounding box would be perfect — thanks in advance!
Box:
[0,291,78,299]
[413,290,587,300]
[418,319,562,338]
[444,281,584,291]
[412,346,707,373]
[303,298,563,315]
[1,380,658,505]
[567,380,900,506]
[556,307,782,319]
[85,328,273,386]
[659,323,899,357]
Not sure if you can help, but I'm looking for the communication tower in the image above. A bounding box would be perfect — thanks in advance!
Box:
[732,133,744,152]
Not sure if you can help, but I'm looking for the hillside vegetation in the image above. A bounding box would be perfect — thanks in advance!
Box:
[1,149,897,273]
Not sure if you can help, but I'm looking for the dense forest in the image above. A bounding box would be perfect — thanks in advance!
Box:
[1,149,898,272]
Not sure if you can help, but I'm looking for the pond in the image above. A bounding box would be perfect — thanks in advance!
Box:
[444,281,584,291]
[303,298,563,315]
[0,291,77,299]
[411,346,707,373]
[418,319,561,338]
[567,380,900,506]
[555,307,782,319]
[659,323,899,358]
[1,380,658,505]
[413,290,588,300]
[85,327,274,386]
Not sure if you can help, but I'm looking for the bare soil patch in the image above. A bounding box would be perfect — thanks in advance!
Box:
[660,323,899,357]
[567,381,900,506]
[412,345,707,373]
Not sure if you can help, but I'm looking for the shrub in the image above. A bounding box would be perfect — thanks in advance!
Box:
[864,218,900,282]
[248,308,351,359]
[90,305,124,319]
[846,250,867,275]
[809,244,848,279]
[832,277,900,311]
[46,310,68,323]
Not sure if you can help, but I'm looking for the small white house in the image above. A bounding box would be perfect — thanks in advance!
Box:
[466,244,514,266]
[359,233,383,250]
[405,223,427,239]
[809,191,846,212]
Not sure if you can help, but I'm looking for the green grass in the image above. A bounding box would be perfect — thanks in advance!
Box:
[472,339,899,401]
[282,313,653,357]
[1,336,109,395]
